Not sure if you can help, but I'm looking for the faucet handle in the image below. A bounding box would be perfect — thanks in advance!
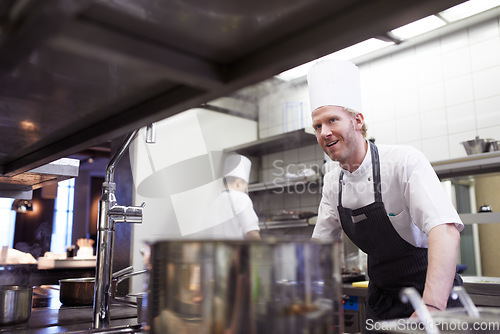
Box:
[108,204,144,224]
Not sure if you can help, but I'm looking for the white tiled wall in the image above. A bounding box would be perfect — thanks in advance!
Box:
[257,16,500,163]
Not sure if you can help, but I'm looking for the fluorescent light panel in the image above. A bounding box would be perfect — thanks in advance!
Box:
[439,0,500,22]
[390,15,446,40]
[276,38,393,81]
[275,0,500,81]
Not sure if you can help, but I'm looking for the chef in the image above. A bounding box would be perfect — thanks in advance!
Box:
[308,59,463,321]
[193,154,261,240]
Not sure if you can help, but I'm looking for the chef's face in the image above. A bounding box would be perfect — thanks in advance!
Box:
[312,105,365,165]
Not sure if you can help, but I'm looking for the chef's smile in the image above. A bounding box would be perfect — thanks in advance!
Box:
[326,140,339,147]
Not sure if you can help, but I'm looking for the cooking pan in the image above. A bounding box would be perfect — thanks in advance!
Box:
[0,285,33,325]
[59,268,146,306]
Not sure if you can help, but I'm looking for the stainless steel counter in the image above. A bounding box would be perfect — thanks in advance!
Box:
[0,286,141,333]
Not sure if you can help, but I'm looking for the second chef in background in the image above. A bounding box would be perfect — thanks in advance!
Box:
[191,154,261,240]
[308,59,464,322]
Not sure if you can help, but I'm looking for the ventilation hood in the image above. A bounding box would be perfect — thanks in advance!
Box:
[0,0,466,193]
[0,158,79,199]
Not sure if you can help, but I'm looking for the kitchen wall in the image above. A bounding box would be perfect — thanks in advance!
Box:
[257,16,500,163]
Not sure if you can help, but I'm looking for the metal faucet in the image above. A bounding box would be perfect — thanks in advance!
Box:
[93,124,155,328]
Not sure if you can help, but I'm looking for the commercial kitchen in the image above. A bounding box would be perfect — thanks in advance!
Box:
[1,0,500,333]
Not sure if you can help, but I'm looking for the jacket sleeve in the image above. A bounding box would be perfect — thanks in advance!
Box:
[312,172,342,240]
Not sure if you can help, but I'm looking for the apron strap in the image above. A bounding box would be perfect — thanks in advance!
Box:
[369,141,382,203]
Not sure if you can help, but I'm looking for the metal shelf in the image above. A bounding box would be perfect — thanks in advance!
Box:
[249,176,321,193]
[459,212,500,225]
[0,158,79,199]
[432,151,500,179]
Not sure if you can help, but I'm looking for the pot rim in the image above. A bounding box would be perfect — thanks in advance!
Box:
[59,277,96,283]
[0,285,34,291]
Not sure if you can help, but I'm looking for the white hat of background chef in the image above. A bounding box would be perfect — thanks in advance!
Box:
[223,154,251,183]
[307,59,362,113]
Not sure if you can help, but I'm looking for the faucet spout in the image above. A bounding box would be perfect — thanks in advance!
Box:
[92,127,150,329]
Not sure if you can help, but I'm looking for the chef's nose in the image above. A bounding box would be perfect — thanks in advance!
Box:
[320,124,332,138]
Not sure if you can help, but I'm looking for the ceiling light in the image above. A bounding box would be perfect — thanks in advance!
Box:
[11,199,33,213]
[275,61,314,81]
[330,38,394,61]
[439,0,500,22]
[276,38,393,81]
[391,15,446,40]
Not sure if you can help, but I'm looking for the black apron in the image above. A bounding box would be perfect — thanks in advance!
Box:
[338,142,462,321]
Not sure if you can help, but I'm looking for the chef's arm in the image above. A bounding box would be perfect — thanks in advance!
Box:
[245,230,261,240]
[421,223,461,311]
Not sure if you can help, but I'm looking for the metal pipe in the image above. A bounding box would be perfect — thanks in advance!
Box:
[105,130,139,183]
[93,127,151,329]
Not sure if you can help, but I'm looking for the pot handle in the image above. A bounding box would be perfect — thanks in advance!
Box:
[112,266,134,279]
[115,269,148,287]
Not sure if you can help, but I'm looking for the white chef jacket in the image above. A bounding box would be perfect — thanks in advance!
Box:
[196,189,260,239]
[312,143,464,247]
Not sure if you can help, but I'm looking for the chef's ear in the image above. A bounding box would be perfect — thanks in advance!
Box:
[354,113,364,131]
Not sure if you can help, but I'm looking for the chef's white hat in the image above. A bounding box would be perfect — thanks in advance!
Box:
[223,154,251,183]
[307,59,362,113]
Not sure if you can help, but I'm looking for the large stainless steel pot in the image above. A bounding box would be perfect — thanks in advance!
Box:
[59,269,146,306]
[0,285,33,325]
[147,238,343,334]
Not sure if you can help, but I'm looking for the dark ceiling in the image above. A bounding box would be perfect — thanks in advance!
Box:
[0,0,466,177]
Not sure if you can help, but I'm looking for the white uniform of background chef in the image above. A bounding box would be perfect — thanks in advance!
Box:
[196,154,260,240]
[308,59,463,321]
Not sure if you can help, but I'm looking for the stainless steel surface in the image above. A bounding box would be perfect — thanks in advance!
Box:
[0,158,79,199]
[113,266,134,279]
[399,287,439,334]
[451,286,479,319]
[0,285,33,325]
[93,129,148,329]
[0,302,140,333]
[377,286,500,334]
[0,0,466,178]
[148,238,342,334]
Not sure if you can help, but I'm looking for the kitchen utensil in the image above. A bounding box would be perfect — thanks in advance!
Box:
[461,136,491,155]
[489,140,500,151]
[147,238,342,334]
[479,204,492,212]
[112,265,134,279]
[59,269,146,306]
[0,285,33,325]
[462,276,500,296]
